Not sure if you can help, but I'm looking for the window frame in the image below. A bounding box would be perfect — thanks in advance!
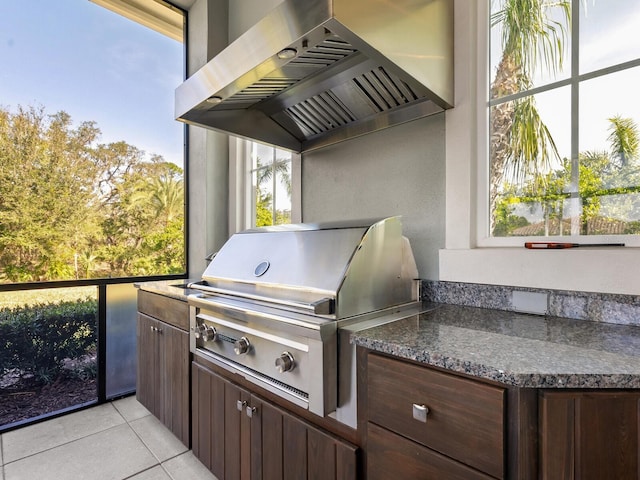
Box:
[441,0,640,295]
[229,137,301,234]
[479,0,640,248]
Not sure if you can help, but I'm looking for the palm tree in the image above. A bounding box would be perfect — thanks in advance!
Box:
[490,0,571,230]
[130,173,184,227]
[256,157,291,197]
[607,115,639,167]
[148,175,184,225]
[255,156,291,225]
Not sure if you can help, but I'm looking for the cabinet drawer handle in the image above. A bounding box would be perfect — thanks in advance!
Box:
[412,403,430,423]
[246,405,257,418]
[236,400,247,411]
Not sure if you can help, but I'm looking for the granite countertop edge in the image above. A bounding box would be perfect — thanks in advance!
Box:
[135,279,200,302]
[351,303,640,389]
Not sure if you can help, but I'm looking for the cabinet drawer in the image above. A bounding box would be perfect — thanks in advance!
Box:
[138,290,189,330]
[367,353,505,478]
[367,422,495,480]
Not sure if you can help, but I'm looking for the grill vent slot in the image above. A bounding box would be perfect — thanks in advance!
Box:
[290,37,356,66]
[354,67,420,112]
[220,36,357,109]
[222,78,299,106]
[286,91,355,137]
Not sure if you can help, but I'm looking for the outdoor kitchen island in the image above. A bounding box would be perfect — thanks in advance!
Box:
[136,280,360,480]
[352,303,640,480]
[137,279,640,479]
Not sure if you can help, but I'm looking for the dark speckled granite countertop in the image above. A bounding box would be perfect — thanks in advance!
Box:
[351,303,640,389]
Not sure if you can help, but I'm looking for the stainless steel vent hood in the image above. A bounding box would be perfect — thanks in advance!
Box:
[175,0,453,153]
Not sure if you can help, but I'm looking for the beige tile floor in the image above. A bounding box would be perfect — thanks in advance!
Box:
[0,396,218,480]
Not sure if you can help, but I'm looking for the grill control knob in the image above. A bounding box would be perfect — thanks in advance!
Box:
[193,324,217,341]
[201,325,217,342]
[275,352,295,373]
[192,324,207,339]
[234,336,251,355]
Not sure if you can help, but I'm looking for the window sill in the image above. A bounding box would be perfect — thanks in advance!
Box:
[439,247,639,295]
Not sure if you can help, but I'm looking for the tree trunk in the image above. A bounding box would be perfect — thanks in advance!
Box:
[489,53,523,233]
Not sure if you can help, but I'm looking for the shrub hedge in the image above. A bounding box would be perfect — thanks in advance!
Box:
[0,298,97,384]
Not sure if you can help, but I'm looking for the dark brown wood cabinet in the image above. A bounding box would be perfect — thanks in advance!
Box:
[360,349,640,480]
[136,290,190,446]
[365,353,505,479]
[191,361,358,480]
[539,390,640,480]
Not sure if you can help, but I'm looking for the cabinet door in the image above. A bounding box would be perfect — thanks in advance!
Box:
[137,313,190,446]
[159,322,190,446]
[540,391,640,480]
[250,395,358,480]
[224,380,252,480]
[137,313,160,417]
[192,361,225,478]
[192,362,358,480]
[191,362,252,480]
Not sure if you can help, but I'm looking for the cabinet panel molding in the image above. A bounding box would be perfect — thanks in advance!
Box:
[539,391,640,480]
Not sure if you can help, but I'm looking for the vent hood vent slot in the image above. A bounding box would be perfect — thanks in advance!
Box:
[175,0,453,153]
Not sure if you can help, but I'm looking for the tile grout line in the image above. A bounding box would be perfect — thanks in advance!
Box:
[126,416,189,467]
[109,401,167,479]
[119,406,193,480]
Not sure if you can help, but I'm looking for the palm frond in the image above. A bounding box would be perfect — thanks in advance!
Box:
[607,115,639,167]
[506,96,561,185]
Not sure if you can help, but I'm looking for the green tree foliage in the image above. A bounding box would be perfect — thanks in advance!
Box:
[494,117,640,236]
[0,297,97,383]
[607,115,639,167]
[0,105,184,282]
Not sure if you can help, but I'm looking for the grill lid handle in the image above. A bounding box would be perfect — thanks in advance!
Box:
[312,297,334,315]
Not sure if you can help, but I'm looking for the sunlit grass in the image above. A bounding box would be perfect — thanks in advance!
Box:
[0,287,97,309]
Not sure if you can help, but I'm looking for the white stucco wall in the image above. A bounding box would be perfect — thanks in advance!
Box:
[301,116,447,280]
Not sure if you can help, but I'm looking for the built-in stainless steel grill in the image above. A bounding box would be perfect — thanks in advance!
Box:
[187,216,421,427]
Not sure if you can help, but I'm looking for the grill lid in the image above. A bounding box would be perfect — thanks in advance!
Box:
[198,217,418,319]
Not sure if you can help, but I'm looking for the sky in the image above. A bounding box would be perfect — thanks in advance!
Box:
[0,0,184,168]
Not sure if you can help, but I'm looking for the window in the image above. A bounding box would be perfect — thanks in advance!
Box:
[0,0,185,283]
[249,143,293,227]
[0,0,185,431]
[488,1,640,242]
